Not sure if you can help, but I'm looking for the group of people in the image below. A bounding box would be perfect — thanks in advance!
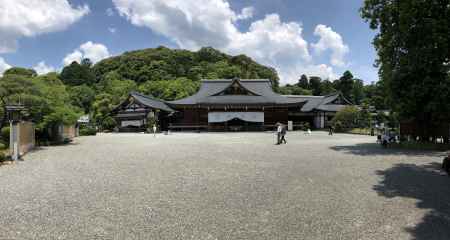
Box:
[275,122,287,145]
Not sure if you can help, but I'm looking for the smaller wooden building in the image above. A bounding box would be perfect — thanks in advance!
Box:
[112,92,175,132]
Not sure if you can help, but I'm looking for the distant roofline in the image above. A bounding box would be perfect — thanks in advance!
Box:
[283,95,324,98]
[201,79,271,83]
[283,92,341,98]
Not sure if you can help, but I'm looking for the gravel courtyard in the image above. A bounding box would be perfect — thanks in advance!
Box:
[0,132,449,239]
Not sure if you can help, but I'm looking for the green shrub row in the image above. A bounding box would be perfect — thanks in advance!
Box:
[79,126,97,136]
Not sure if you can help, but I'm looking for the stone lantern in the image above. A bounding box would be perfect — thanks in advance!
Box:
[6,105,25,161]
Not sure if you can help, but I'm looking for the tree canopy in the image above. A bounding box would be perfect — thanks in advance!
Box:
[361,0,450,138]
[92,46,280,87]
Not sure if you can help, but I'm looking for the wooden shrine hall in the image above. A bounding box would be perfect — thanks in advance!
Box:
[113,78,352,132]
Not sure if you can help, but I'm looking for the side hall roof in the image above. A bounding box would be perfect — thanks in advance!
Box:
[284,92,352,112]
[122,92,175,112]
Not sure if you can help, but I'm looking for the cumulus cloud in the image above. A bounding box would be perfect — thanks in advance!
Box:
[33,61,56,75]
[106,7,115,16]
[236,7,254,20]
[113,0,347,84]
[0,0,89,53]
[0,57,11,76]
[63,41,111,66]
[108,27,117,34]
[311,24,349,67]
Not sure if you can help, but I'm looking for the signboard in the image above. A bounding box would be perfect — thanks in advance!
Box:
[208,112,264,123]
[121,120,143,127]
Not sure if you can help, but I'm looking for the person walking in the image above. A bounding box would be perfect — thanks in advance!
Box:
[276,122,282,144]
[328,125,334,136]
[153,124,157,137]
[280,124,287,144]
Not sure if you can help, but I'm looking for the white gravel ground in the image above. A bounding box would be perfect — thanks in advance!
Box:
[0,131,449,240]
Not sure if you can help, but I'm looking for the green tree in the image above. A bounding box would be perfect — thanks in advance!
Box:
[363,81,388,110]
[319,80,337,95]
[0,72,42,129]
[351,79,365,105]
[33,73,81,129]
[92,93,116,130]
[98,71,137,102]
[68,85,95,113]
[334,71,354,100]
[309,76,322,96]
[361,0,450,140]
[0,71,80,134]
[297,74,309,89]
[60,59,96,86]
[138,78,200,101]
[331,106,360,131]
[3,67,37,78]
[276,84,312,95]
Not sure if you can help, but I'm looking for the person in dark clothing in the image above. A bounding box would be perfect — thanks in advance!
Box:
[443,153,450,175]
[328,125,334,136]
[280,124,287,144]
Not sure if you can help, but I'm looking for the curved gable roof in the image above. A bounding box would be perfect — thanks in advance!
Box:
[168,79,306,105]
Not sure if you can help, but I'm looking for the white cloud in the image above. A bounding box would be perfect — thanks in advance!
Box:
[0,57,11,76]
[236,7,254,21]
[33,61,55,75]
[106,7,115,16]
[113,0,347,84]
[0,0,89,53]
[311,24,349,67]
[108,27,117,34]
[63,41,111,66]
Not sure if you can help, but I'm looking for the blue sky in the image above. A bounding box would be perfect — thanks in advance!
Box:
[0,0,379,84]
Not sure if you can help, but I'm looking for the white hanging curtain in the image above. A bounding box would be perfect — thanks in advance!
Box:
[208,112,264,123]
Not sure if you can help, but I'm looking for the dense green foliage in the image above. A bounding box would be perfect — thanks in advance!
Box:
[79,125,97,136]
[93,46,279,86]
[277,71,386,107]
[138,77,199,101]
[0,69,81,143]
[361,0,450,139]
[331,106,362,131]
[60,59,95,86]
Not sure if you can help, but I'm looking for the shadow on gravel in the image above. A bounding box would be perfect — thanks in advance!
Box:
[374,163,450,240]
[330,143,444,157]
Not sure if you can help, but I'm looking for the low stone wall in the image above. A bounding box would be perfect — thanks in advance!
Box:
[19,122,35,156]
[63,125,77,139]
[9,121,35,157]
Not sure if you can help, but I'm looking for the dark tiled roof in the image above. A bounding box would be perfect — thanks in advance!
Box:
[284,93,351,112]
[167,79,306,105]
[130,92,175,112]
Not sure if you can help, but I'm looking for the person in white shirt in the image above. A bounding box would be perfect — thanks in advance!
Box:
[276,122,282,144]
[153,124,157,137]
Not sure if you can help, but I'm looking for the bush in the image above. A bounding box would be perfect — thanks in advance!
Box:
[0,152,5,162]
[331,106,360,132]
[79,126,97,136]
[101,116,116,131]
[1,127,10,145]
[0,142,6,150]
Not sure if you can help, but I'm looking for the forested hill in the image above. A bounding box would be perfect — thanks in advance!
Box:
[92,46,279,87]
